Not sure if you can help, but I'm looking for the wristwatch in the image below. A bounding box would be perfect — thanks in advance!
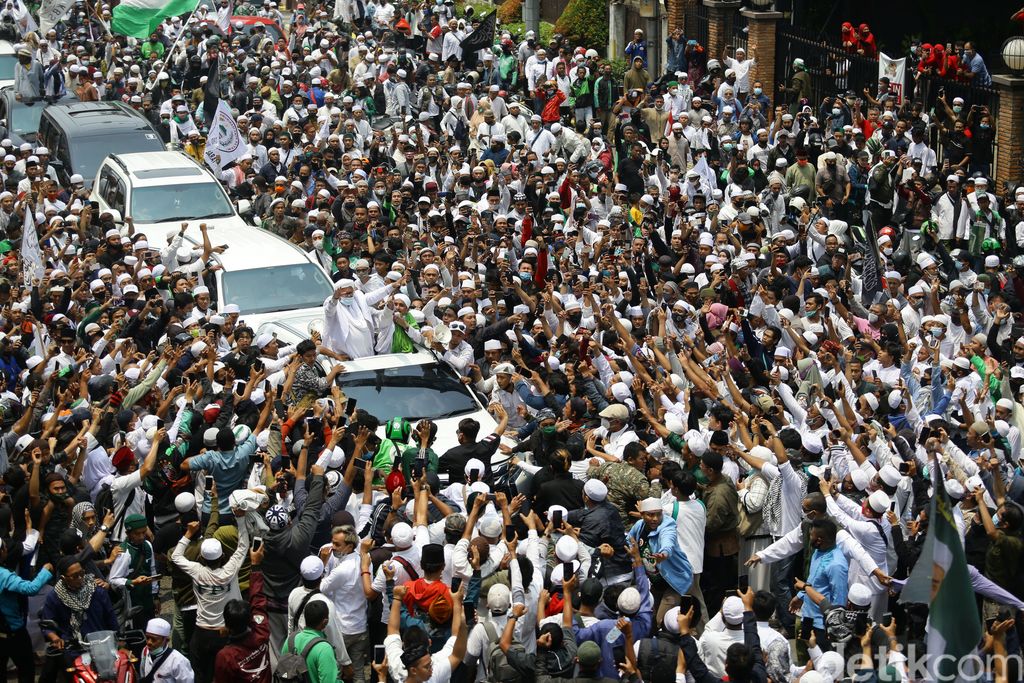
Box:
[99,525,110,534]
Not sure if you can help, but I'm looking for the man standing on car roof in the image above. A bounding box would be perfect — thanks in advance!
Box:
[13,47,41,101]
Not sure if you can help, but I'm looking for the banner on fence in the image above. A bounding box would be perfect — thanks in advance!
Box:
[878,52,907,104]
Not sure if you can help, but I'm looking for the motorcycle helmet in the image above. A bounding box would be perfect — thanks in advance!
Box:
[385,417,412,442]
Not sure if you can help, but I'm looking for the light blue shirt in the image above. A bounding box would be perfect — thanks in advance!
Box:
[188,434,257,514]
[967,53,991,86]
[800,544,848,629]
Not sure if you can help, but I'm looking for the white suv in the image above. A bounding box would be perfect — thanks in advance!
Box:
[94,151,335,337]
[92,151,251,231]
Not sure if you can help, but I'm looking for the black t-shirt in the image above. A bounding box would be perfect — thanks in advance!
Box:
[437,434,500,484]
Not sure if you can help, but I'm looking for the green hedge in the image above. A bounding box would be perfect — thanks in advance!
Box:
[554,0,608,50]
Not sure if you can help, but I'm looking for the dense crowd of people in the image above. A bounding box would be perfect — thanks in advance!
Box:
[0,0,1019,681]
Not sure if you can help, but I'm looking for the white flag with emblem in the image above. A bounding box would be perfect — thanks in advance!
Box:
[203,99,246,172]
[20,203,44,286]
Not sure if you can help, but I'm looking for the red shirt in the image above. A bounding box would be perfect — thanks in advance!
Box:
[215,571,272,683]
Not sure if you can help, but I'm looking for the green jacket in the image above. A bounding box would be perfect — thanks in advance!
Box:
[283,629,338,683]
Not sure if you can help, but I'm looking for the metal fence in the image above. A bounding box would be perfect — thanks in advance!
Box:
[773,25,1002,186]
[729,11,748,56]
[774,27,879,106]
[688,0,708,51]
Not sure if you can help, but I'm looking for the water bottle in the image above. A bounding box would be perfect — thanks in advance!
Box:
[605,617,628,643]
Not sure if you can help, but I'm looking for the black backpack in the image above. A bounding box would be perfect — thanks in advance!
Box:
[275,633,330,683]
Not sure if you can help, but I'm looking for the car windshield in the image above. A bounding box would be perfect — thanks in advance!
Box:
[221,263,333,314]
[73,133,163,183]
[336,363,480,420]
[0,55,15,82]
[131,183,234,222]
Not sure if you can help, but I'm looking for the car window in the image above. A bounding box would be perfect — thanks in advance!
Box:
[220,262,333,314]
[336,363,481,421]
[69,133,163,183]
[130,182,234,223]
[0,55,15,82]
[96,166,112,202]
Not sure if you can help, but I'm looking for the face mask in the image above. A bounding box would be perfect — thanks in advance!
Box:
[805,309,818,318]
[600,418,611,430]
[868,312,879,324]
[541,425,557,435]
[190,328,201,338]
[567,313,582,325]
[980,123,990,130]
[313,239,323,249]
[831,108,841,116]
[929,327,942,338]
[953,106,962,114]
[753,87,762,95]
[149,645,167,657]
[340,296,354,306]
[520,272,531,281]
[882,247,892,256]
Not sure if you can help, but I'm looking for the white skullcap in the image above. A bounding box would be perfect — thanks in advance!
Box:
[200,538,223,561]
[638,497,662,513]
[868,490,891,514]
[174,492,196,513]
[584,479,607,501]
[722,596,745,625]
[555,536,579,562]
[391,522,414,549]
[300,555,325,581]
[145,618,172,637]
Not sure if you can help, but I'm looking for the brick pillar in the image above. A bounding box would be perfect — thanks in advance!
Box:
[681,0,699,38]
[666,0,692,33]
[703,0,741,60]
[993,75,1024,197]
[740,9,782,99]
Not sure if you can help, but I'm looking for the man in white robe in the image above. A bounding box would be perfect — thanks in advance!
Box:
[321,277,404,359]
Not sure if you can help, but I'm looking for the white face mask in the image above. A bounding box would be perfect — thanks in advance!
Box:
[601,418,611,430]
[313,239,324,249]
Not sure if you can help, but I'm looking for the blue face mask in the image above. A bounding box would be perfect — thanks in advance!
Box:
[980,123,990,129]
[929,328,942,338]
[150,645,167,657]
[753,88,762,96]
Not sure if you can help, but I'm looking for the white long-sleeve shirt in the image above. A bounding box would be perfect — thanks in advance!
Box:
[170,524,249,629]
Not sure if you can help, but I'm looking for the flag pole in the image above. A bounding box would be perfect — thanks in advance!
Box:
[147,6,198,91]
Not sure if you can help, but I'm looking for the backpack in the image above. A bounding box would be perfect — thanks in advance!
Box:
[453,116,467,142]
[404,578,452,625]
[482,621,519,683]
[94,484,134,534]
[275,633,330,683]
[637,634,679,683]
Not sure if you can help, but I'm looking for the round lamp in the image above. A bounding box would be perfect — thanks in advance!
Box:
[1003,36,1024,74]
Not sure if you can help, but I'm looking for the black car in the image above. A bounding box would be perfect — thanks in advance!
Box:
[0,87,78,147]
[36,100,164,186]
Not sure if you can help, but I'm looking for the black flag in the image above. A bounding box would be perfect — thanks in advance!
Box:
[860,215,884,307]
[459,10,496,59]
[202,55,221,131]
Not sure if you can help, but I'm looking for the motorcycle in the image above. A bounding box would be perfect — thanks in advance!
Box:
[40,620,146,683]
